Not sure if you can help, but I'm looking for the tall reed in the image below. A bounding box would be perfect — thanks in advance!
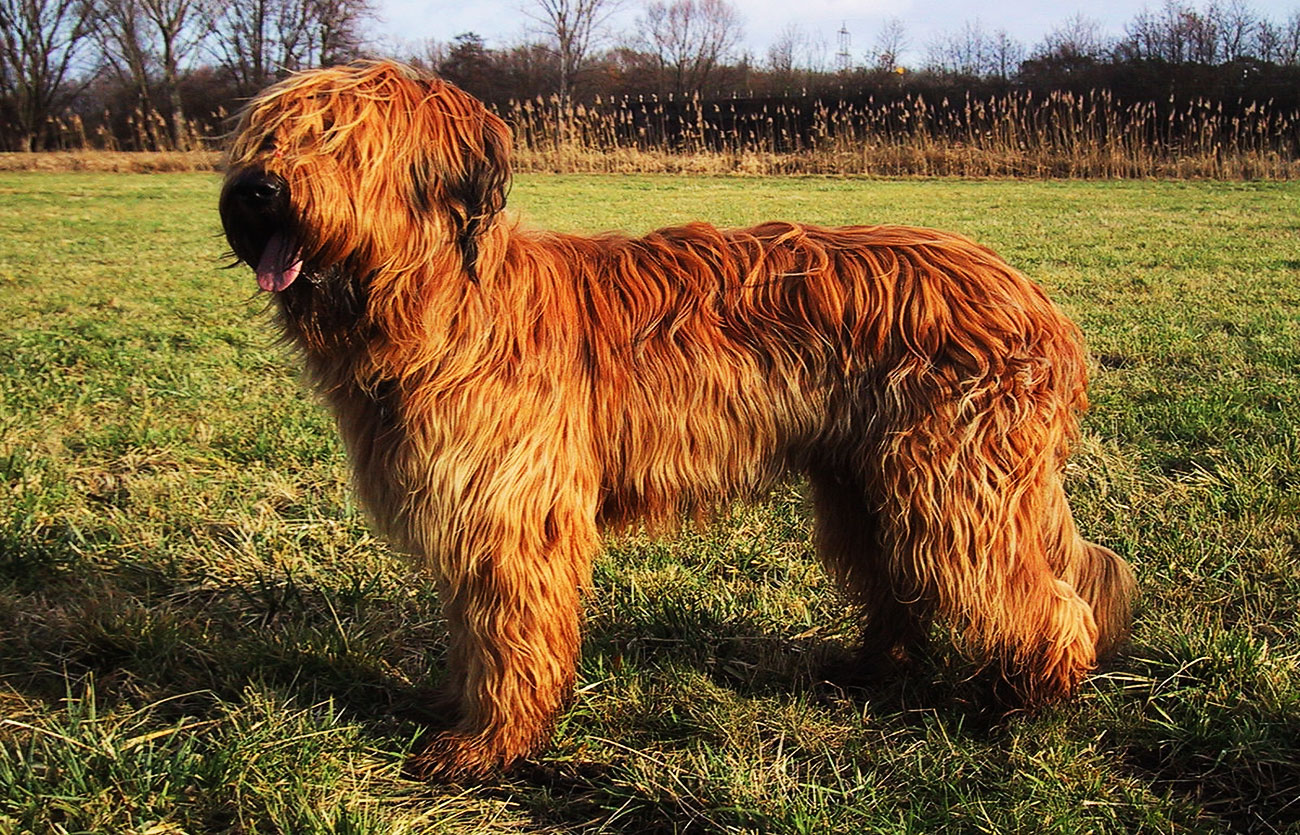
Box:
[10,90,1296,178]
[504,89,1299,178]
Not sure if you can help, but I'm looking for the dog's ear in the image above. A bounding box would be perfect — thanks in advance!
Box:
[445,114,512,282]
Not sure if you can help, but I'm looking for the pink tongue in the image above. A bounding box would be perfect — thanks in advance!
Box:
[256,233,303,292]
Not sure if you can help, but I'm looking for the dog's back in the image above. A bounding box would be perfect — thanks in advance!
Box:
[512,222,1088,530]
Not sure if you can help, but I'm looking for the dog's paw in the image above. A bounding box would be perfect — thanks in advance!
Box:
[403,732,527,783]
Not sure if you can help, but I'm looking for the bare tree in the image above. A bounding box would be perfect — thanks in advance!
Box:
[871,17,907,71]
[147,0,204,145]
[303,0,373,65]
[1123,3,1191,61]
[1122,6,1161,59]
[1124,1,1220,63]
[926,19,988,76]
[1185,4,1220,62]
[765,23,800,75]
[765,22,825,84]
[641,0,742,97]
[91,0,208,148]
[988,28,1024,78]
[406,36,446,72]
[91,0,154,141]
[0,0,92,150]
[1211,0,1259,61]
[528,0,618,106]
[1256,15,1282,61]
[1033,12,1109,61]
[1279,10,1300,64]
[209,0,279,93]
[208,0,371,95]
[926,19,1023,77]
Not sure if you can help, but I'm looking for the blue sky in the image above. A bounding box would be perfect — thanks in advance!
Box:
[374,0,1300,66]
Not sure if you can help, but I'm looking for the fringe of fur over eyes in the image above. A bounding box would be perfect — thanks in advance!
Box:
[220,60,1136,781]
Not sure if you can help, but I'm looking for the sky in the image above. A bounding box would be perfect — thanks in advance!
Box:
[374,0,1300,66]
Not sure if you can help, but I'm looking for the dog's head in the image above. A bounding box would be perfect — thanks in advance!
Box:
[219,61,511,297]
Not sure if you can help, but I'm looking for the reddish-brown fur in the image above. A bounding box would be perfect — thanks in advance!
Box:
[219,60,1136,780]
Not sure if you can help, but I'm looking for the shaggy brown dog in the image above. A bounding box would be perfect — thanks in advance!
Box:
[219,60,1136,780]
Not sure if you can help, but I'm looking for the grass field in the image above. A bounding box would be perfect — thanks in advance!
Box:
[1,172,1298,833]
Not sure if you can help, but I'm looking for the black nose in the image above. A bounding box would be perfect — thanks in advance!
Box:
[229,171,286,207]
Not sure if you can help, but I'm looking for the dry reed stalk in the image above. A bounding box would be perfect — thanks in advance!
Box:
[505,89,1300,179]
[13,89,1299,179]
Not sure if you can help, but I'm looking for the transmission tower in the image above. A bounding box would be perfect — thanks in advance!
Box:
[837,23,852,72]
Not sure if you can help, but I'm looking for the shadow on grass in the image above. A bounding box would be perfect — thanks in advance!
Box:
[1103,636,1300,834]
[0,527,445,734]
[3,525,1298,833]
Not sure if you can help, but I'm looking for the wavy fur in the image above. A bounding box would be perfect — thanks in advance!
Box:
[220,60,1137,780]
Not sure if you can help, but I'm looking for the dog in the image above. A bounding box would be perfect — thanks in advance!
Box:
[219,60,1136,780]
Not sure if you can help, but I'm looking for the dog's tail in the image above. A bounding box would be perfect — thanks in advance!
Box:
[1064,539,1137,660]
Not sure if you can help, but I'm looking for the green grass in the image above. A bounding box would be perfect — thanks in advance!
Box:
[1,171,1299,833]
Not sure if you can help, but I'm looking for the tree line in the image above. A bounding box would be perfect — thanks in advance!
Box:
[2,0,1299,153]
[0,0,370,150]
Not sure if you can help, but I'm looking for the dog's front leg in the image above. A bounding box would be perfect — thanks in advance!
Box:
[405,481,600,782]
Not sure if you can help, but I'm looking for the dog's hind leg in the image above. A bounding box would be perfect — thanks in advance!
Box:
[871,396,1104,706]
[809,466,929,676]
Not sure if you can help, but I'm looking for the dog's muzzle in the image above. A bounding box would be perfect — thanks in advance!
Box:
[220,170,303,292]
[227,170,287,210]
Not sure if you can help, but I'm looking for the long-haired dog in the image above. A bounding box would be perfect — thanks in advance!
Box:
[219,60,1136,780]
